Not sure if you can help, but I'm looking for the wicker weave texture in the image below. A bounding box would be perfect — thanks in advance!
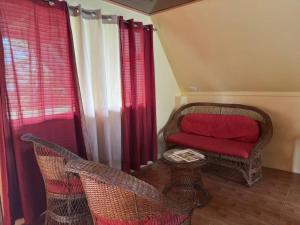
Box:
[65,159,193,225]
[21,134,92,225]
[162,103,273,186]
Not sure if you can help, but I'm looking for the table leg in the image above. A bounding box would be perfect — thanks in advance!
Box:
[163,166,210,208]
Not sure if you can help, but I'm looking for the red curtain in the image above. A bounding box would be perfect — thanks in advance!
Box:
[0,0,87,224]
[119,17,157,172]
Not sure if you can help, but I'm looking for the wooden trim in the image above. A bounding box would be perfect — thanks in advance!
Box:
[150,0,202,15]
[182,91,300,98]
[104,0,151,16]
[104,0,201,16]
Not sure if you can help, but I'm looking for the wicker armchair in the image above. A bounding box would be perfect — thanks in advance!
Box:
[65,159,193,225]
[21,133,92,225]
[162,103,273,186]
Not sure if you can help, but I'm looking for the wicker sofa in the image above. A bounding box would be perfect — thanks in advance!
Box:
[162,103,273,186]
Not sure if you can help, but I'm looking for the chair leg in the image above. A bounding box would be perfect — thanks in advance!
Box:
[239,154,263,187]
[44,213,48,225]
[181,216,192,225]
[180,210,193,225]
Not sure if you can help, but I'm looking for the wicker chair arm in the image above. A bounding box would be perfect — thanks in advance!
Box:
[65,160,164,203]
[249,116,273,158]
[161,112,182,151]
[21,133,80,161]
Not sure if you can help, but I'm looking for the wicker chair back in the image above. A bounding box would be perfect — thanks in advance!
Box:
[21,133,92,225]
[65,159,192,225]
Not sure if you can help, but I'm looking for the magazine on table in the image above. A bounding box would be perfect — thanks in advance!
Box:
[171,149,205,162]
[168,153,184,162]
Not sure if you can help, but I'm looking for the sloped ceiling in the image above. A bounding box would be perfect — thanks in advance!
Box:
[152,0,300,92]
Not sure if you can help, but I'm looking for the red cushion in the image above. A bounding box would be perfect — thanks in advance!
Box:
[167,132,255,159]
[46,177,84,194]
[94,212,189,225]
[180,114,260,143]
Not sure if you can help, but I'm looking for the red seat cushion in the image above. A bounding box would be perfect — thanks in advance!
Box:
[167,132,255,159]
[94,212,189,225]
[180,114,260,143]
[46,177,84,194]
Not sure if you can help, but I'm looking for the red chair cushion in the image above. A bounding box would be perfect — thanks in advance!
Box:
[47,177,84,194]
[167,132,255,159]
[180,113,260,143]
[94,212,189,225]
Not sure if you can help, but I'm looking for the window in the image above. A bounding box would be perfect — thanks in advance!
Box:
[2,35,76,126]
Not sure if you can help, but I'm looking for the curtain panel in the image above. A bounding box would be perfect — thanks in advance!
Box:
[119,17,158,172]
[0,0,87,224]
[70,6,122,169]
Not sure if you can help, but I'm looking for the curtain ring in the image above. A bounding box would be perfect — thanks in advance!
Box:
[44,0,55,6]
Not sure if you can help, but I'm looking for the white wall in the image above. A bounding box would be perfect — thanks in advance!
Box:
[152,0,300,92]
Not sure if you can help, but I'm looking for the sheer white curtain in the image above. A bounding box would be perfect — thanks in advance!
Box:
[70,6,122,169]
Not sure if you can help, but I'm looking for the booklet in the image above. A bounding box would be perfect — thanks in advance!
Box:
[168,153,183,162]
[172,149,205,162]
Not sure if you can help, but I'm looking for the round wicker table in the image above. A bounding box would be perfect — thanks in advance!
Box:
[163,149,210,208]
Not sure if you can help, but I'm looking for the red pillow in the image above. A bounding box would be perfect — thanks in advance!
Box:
[46,177,84,194]
[180,113,260,143]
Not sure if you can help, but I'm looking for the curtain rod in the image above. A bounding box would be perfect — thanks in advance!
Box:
[69,5,119,24]
[43,1,157,31]
[68,5,157,31]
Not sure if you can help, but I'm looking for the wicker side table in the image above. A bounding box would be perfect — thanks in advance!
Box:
[163,149,210,208]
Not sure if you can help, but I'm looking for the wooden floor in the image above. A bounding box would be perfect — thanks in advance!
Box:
[135,161,300,225]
